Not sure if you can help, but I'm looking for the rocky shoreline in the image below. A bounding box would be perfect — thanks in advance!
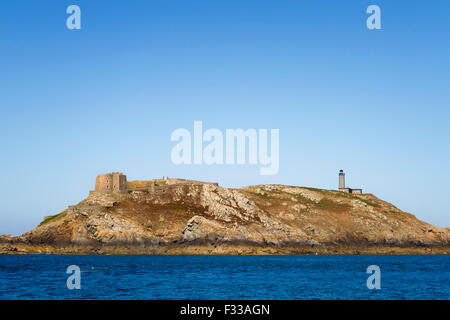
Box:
[1,178,448,255]
[1,240,448,255]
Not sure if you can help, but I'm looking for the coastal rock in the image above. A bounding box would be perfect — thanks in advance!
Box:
[0,179,448,254]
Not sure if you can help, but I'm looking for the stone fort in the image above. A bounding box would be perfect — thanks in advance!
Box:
[91,172,218,195]
[94,172,128,193]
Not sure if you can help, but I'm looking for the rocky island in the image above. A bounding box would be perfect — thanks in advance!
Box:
[0,172,448,255]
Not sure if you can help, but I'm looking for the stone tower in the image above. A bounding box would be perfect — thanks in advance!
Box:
[94,172,127,193]
[339,170,345,189]
[338,170,363,194]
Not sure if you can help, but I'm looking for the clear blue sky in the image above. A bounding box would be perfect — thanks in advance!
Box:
[0,0,449,235]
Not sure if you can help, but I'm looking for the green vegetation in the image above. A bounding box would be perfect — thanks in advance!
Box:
[253,191,273,199]
[333,191,356,199]
[301,187,326,193]
[269,189,283,194]
[334,191,381,208]
[292,193,316,205]
[249,188,366,214]
[169,202,189,213]
[39,210,67,226]
[315,199,351,212]
[358,198,381,208]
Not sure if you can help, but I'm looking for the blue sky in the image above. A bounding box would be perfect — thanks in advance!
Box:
[0,0,449,234]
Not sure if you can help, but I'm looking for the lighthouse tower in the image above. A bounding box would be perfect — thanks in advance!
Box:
[339,170,345,190]
[338,170,362,194]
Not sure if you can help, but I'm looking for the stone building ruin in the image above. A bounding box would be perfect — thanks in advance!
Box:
[94,172,127,193]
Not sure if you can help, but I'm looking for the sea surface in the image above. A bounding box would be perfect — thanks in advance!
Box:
[0,255,448,300]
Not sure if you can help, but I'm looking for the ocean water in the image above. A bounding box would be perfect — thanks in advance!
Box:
[0,255,448,300]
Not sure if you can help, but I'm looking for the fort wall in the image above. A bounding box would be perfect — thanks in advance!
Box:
[94,172,127,193]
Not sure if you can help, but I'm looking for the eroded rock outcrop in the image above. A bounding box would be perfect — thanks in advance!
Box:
[0,179,448,254]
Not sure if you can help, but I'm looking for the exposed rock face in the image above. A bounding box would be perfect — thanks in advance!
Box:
[0,179,448,254]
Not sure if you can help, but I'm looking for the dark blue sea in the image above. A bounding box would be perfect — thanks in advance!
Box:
[0,255,448,300]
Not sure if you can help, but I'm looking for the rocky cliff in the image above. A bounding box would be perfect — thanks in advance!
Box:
[1,179,448,254]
